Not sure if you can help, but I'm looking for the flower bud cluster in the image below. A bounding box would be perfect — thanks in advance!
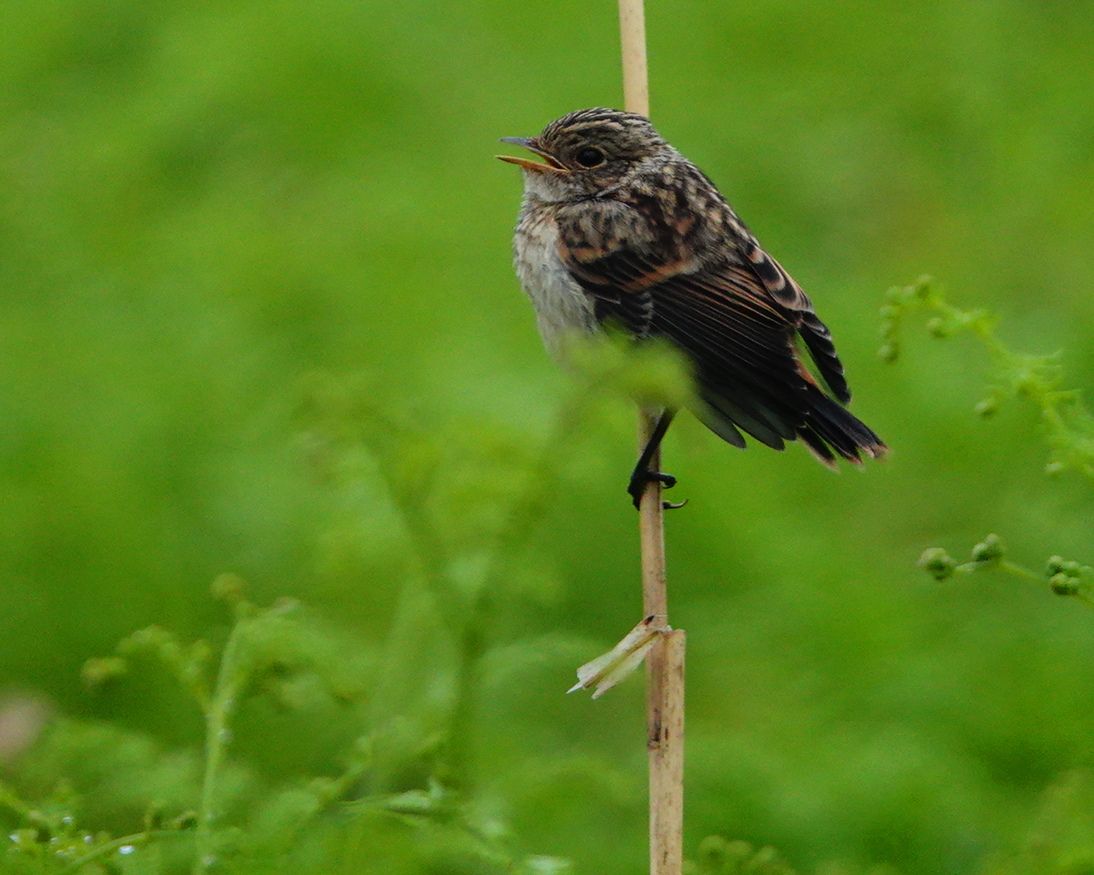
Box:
[877,277,933,363]
[1046,555,1088,598]
[917,547,957,581]
[918,536,1090,605]
[690,836,797,874]
[970,533,1004,565]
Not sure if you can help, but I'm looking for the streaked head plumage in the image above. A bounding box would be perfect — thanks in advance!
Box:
[498,108,670,199]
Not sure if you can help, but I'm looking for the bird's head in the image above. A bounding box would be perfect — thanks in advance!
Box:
[498,108,669,202]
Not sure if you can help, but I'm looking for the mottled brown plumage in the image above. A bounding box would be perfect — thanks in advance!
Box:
[499,108,886,498]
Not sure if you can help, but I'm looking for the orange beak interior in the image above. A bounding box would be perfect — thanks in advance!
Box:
[496,137,567,173]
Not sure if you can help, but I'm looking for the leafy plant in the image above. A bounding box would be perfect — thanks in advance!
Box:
[879,276,1093,481]
[1,345,687,874]
[881,278,1091,608]
[918,534,1093,609]
[2,577,578,874]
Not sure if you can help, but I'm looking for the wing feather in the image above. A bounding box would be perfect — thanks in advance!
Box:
[738,237,851,402]
[553,201,883,462]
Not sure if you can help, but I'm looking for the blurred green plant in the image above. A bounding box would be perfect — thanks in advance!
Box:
[682,769,1094,875]
[881,278,1092,609]
[879,276,1093,481]
[1,334,1091,873]
[0,0,1089,872]
[1,581,574,874]
[295,334,690,788]
[974,771,1094,875]
[686,836,800,874]
[918,534,1093,609]
[1,339,690,874]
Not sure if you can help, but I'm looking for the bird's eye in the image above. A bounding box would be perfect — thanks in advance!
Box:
[575,147,605,168]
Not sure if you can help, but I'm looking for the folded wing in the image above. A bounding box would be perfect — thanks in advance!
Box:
[556,204,886,465]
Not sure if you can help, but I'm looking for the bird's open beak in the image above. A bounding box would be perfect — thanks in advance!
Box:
[496,137,568,173]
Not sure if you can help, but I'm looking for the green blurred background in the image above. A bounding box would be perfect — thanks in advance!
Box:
[1,1,1091,872]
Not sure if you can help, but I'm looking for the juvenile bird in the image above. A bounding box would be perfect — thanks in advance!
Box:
[498,108,886,507]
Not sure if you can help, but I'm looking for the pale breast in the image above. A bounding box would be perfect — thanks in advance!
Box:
[512,205,598,359]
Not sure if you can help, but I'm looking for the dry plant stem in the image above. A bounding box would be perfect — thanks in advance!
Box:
[620,0,685,871]
[648,629,686,874]
[638,408,668,621]
[638,408,686,875]
[618,0,649,116]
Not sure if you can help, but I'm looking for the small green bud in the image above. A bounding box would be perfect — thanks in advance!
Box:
[971,534,1004,564]
[1044,460,1064,476]
[743,846,786,873]
[879,304,899,320]
[974,397,997,418]
[1062,560,1082,577]
[1050,574,1079,596]
[698,835,729,866]
[926,317,949,338]
[121,625,173,652]
[914,277,934,297]
[144,802,166,831]
[724,840,754,868]
[1046,556,1066,575]
[81,656,127,687]
[171,810,199,830]
[877,342,898,363]
[918,547,957,581]
[211,573,247,604]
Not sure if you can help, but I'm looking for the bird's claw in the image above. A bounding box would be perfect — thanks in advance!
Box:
[628,469,681,510]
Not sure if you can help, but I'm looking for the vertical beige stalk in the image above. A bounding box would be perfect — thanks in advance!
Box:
[617,3,686,873]
[617,0,650,117]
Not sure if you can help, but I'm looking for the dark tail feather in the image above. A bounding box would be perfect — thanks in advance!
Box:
[698,383,788,450]
[800,388,887,463]
[689,380,886,467]
[798,424,839,467]
[694,398,747,448]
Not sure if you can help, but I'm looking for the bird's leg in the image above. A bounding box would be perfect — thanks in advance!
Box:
[628,409,685,510]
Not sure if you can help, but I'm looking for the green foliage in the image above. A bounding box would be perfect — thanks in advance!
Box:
[917,535,1093,608]
[2,579,575,873]
[882,278,1092,609]
[880,277,1093,480]
[684,771,1094,875]
[4,355,1092,871]
[3,354,664,871]
[2,2,1092,875]
[688,836,800,874]
[976,772,1094,875]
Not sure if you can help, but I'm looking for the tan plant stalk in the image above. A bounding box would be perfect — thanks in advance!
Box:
[617,3,687,872]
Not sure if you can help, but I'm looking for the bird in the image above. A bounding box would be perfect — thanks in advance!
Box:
[498,107,886,508]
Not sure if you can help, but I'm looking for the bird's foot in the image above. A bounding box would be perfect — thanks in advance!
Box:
[628,469,684,510]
